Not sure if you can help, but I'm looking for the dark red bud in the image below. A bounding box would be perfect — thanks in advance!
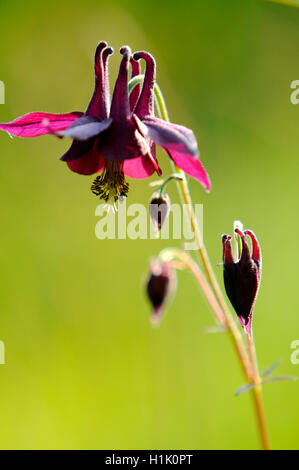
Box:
[222,229,262,335]
[146,259,176,324]
[149,192,171,232]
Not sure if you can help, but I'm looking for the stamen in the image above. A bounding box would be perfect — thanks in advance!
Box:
[91,160,129,203]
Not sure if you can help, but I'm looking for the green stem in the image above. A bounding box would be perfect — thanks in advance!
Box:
[160,248,226,326]
[159,175,183,196]
[129,75,271,449]
[247,330,271,450]
[154,82,271,449]
[153,80,253,381]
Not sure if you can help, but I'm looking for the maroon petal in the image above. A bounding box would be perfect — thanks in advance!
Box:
[86,42,113,119]
[66,143,105,175]
[222,235,234,265]
[60,138,95,162]
[223,229,261,335]
[60,116,112,141]
[141,116,211,190]
[244,230,261,265]
[0,111,83,138]
[129,56,141,113]
[110,46,131,121]
[133,51,155,117]
[235,229,251,263]
[123,155,156,179]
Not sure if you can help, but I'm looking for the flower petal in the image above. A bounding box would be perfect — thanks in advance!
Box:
[86,43,113,119]
[66,145,105,175]
[60,116,112,141]
[141,116,211,190]
[129,56,141,113]
[0,112,83,137]
[123,155,156,179]
[60,138,95,162]
[110,46,131,121]
[244,230,261,265]
[133,51,155,117]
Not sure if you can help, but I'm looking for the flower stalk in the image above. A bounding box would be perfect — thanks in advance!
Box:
[247,329,271,450]
[135,75,271,450]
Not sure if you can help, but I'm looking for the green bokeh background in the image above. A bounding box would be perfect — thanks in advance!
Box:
[0,0,298,450]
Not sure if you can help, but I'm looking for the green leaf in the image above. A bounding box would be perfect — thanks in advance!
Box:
[235,375,297,397]
[203,325,226,334]
[261,360,282,378]
[235,383,257,396]
[263,375,298,384]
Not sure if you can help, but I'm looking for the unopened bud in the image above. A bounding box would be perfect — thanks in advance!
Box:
[222,228,261,336]
[146,259,176,325]
[149,192,171,232]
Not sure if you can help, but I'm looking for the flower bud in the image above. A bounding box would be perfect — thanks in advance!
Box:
[222,228,261,336]
[146,259,176,324]
[149,192,171,232]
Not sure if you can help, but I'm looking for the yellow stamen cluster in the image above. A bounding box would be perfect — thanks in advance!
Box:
[91,160,129,203]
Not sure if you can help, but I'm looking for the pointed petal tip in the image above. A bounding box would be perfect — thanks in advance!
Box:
[150,310,162,327]
[238,316,247,333]
[203,174,211,192]
[238,315,252,337]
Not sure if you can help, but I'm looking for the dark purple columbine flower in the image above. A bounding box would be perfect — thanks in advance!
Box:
[0,42,211,203]
[146,259,176,324]
[222,228,261,336]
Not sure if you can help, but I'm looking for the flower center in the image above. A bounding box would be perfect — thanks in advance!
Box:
[91,160,129,203]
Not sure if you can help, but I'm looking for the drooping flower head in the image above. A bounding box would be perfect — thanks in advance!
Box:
[0,42,211,205]
[149,191,171,232]
[222,228,261,336]
[146,258,176,325]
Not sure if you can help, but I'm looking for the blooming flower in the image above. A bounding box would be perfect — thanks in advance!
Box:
[222,228,261,335]
[146,259,176,324]
[0,42,210,203]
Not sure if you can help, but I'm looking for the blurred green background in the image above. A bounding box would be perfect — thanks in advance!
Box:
[0,0,298,450]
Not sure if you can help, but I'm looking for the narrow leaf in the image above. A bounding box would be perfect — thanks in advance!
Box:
[234,383,257,396]
[203,325,226,334]
[261,360,282,378]
[263,375,298,384]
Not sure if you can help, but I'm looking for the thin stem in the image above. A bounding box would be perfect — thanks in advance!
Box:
[160,248,226,326]
[247,330,271,450]
[159,175,183,196]
[154,83,270,449]
[161,247,252,382]
[130,74,271,449]
[155,84,252,379]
